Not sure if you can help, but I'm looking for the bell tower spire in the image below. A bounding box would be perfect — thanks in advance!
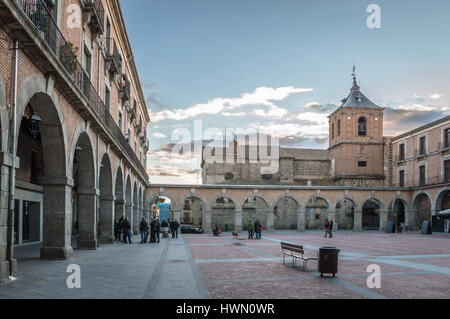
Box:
[351,65,360,91]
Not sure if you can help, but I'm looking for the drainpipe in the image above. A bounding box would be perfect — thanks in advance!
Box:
[7,40,19,277]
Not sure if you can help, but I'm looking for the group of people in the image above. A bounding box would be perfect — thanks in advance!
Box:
[114,217,180,244]
[247,220,263,240]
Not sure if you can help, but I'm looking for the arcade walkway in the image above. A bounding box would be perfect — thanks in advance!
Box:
[0,231,449,299]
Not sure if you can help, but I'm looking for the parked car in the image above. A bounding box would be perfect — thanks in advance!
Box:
[180,225,204,234]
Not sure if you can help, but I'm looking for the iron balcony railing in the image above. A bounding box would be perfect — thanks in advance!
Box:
[402,175,450,188]
[83,0,104,33]
[105,37,122,74]
[17,0,147,179]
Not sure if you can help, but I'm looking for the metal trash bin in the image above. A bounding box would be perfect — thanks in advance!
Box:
[318,247,340,278]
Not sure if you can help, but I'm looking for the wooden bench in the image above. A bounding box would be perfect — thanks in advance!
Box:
[280,242,318,270]
[232,232,246,246]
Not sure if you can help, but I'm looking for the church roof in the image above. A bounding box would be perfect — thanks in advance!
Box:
[280,148,329,160]
[340,67,382,109]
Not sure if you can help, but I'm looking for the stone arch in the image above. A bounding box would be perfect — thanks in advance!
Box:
[273,194,301,230]
[114,165,125,225]
[302,194,331,230]
[99,153,114,243]
[16,86,71,259]
[412,191,432,229]
[68,123,97,181]
[361,197,383,230]
[210,194,238,232]
[334,196,358,230]
[240,194,272,232]
[433,187,450,232]
[149,192,177,210]
[387,195,409,228]
[176,193,209,229]
[72,131,97,250]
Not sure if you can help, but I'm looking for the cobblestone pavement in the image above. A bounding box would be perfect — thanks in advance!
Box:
[0,235,209,299]
[186,231,450,299]
[1,231,449,299]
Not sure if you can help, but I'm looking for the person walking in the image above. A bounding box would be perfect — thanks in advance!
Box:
[140,218,148,244]
[324,218,331,238]
[173,220,180,239]
[149,218,156,243]
[248,220,255,239]
[170,219,175,238]
[123,217,132,244]
[254,220,262,240]
[155,219,161,243]
[328,219,334,238]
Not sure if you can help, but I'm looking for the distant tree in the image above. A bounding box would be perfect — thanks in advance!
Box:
[152,197,166,205]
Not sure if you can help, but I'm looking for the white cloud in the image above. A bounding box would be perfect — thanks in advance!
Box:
[152,132,168,139]
[222,112,247,117]
[430,93,443,100]
[149,86,313,122]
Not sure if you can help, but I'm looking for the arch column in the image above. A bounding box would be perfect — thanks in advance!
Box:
[99,195,115,244]
[379,210,388,232]
[133,205,139,234]
[297,208,306,232]
[40,177,74,259]
[203,209,212,233]
[405,204,414,227]
[354,209,362,231]
[77,187,99,250]
[115,197,125,219]
[267,209,274,232]
[234,209,243,232]
[0,152,19,279]
[125,203,133,233]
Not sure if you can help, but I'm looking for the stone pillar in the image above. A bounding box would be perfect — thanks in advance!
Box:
[0,151,19,281]
[173,210,181,224]
[266,210,274,232]
[297,209,306,232]
[234,210,242,232]
[354,209,362,231]
[132,205,139,234]
[115,198,125,219]
[379,210,388,232]
[77,188,98,250]
[99,196,115,244]
[125,203,132,233]
[40,177,74,259]
[203,209,212,233]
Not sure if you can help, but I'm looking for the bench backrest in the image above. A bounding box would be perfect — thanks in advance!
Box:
[281,242,304,255]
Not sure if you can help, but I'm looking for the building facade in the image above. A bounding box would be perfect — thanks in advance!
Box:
[0,0,151,282]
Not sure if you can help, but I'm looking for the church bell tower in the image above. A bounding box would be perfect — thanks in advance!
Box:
[328,67,385,187]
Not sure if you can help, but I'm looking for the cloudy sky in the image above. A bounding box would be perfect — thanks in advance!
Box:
[121,0,450,184]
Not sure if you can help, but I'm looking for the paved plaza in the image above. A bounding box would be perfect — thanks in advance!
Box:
[0,231,449,299]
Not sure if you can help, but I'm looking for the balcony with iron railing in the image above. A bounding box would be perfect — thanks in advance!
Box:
[105,37,121,75]
[83,0,104,35]
[15,0,147,180]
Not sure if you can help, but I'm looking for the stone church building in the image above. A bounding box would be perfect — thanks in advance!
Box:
[202,73,390,188]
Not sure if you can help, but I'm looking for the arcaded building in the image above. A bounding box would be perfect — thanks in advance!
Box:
[0,0,150,282]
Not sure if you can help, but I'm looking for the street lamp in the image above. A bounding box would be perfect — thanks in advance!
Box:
[29,113,42,140]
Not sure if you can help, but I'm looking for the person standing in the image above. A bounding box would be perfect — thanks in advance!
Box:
[248,220,255,239]
[161,219,169,239]
[150,218,156,243]
[254,220,261,240]
[123,217,132,244]
[140,218,148,244]
[170,219,175,238]
[324,219,331,238]
[173,220,180,239]
[328,219,334,238]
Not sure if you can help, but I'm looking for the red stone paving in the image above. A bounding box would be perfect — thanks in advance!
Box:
[184,232,450,299]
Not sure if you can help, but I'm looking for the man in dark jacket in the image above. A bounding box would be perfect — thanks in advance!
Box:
[155,219,161,243]
[149,219,156,243]
[173,220,180,239]
[123,217,132,244]
[170,219,175,238]
[140,218,148,244]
